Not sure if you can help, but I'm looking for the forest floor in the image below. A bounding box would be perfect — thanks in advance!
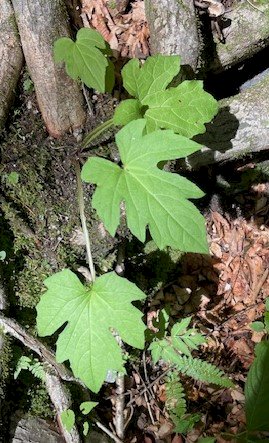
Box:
[0,1,269,442]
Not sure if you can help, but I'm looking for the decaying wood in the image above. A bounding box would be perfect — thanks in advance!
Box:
[144,0,200,71]
[210,1,269,72]
[11,416,65,443]
[46,373,81,443]
[184,73,269,169]
[0,314,82,442]
[0,314,85,387]
[0,0,23,131]
[11,0,86,138]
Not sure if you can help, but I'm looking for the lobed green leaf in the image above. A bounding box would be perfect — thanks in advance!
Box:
[82,119,208,253]
[36,269,146,392]
[114,54,218,137]
[54,28,113,92]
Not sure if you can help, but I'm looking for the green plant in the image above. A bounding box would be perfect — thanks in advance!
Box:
[165,372,201,434]
[0,250,6,261]
[148,315,232,435]
[14,355,46,381]
[34,27,229,438]
[150,316,233,388]
[244,297,269,440]
[61,401,98,435]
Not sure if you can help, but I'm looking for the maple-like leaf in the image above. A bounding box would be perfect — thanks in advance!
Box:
[54,28,114,92]
[36,269,146,392]
[113,55,218,137]
[82,119,208,253]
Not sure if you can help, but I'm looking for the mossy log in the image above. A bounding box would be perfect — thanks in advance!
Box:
[0,0,23,131]
[144,0,200,71]
[211,1,269,72]
[184,73,269,169]
[11,0,86,138]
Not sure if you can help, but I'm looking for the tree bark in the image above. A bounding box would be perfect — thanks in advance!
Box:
[184,73,269,169]
[210,1,269,72]
[0,0,24,131]
[11,0,86,138]
[144,0,200,72]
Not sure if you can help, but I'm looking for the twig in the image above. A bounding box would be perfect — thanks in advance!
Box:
[245,0,265,13]
[114,372,125,440]
[74,160,96,281]
[82,83,93,116]
[144,390,155,425]
[96,421,123,443]
[124,404,134,431]
[142,351,155,398]
[0,314,85,387]
[126,368,170,407]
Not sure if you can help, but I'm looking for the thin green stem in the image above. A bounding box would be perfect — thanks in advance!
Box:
[74,160,96,282]
[82,118,114,149]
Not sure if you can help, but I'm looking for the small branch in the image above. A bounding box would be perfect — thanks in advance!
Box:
[114,373,125,440]
[82,83,93,116]
[96,421,123,443]
[74,160,96,282]
[0,314,85,387]
[0,314,82,442]
[45,372,81,443]
[126,368,170,407]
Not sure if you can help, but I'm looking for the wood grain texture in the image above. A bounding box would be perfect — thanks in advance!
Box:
[0,0,24,130]
[144,0,199,71]
[11,0,86,138]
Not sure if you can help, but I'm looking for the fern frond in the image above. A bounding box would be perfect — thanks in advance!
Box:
[162,347,233,388]
[30,359,46,381]
[165,372,186,418]
[14,356,45,382]
[165,372,201,434]
[14,356,31,379]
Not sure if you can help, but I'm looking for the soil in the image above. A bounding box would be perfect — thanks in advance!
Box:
[0,1,269,442]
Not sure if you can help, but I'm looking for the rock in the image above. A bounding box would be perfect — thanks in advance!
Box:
[11,416,64,443]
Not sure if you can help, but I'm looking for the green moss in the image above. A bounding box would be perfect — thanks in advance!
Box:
[0,333,12,398]
[28,385,53,418]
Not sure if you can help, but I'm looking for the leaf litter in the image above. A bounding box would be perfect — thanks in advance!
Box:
[145,186,269,441]
[80,0,150,58]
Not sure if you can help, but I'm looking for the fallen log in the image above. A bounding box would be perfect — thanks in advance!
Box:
[0,0,23,131]
[145,0,269,75]
[184,73,269,169]
[210,1,269,72]
[11,0,86,138]
[0,314,82,442]
[144,0,200,72]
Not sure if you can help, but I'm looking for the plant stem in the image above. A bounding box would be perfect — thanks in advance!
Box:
[82,118,114,149]
[74,160,96,282]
